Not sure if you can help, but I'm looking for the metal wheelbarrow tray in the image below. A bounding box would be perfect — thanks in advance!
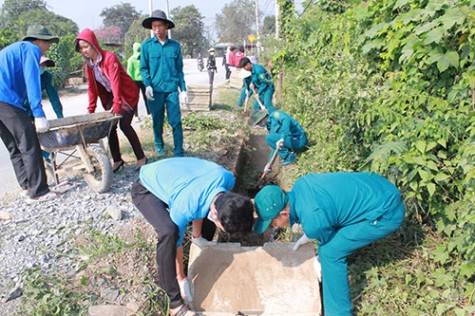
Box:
[37,112,121,193]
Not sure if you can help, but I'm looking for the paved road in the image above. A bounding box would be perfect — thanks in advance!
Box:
[0,58,227,198]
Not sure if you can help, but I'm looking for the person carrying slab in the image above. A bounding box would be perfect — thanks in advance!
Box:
[131,157,255,316]
[253,172,405,316]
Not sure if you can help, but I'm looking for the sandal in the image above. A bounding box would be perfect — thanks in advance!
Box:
[170,304,196,316]
[112,160,125,173]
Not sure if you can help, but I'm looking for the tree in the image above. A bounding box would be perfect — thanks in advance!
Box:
[123,16,151,60]
[170,5,207,57]
[215,0,256,44]
[262,15,276,38]
[100,2,141,38]
[0,0,47,27]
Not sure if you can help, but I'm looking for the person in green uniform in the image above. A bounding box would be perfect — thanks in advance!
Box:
[253,172,405,316]
[251,109,308,167]
[127,42,149,116]
[140,10,187,157]
[239,57,276,113]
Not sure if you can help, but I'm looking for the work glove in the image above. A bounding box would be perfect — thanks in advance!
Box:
[314,255,322,283]
[191,236,216,247]
[276,138,284,149]
[263,163,272,174]
[145,86,154,101]
[35,117,50,133]
[178,278,193,306]
[293,233,313,251]
[179,91,188,105]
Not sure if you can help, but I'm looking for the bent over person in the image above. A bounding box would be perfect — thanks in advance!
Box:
[253,172,405,316]
[131,157,254,316]
[75,28,147,172]
[0,25,59,203]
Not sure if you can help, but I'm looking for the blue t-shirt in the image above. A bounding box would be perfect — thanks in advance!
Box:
[139,157,235,246]
[0,41,44,117]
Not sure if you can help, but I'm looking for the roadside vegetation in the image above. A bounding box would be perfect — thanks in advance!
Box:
[266,0,474,314]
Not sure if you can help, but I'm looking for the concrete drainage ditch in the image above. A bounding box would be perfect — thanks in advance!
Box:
[186,124,322,316]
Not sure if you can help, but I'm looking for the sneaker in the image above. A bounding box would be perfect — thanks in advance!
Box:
[156,147,166,156]
[25,191,59,204]
[20,189,29,198]
[280,152,296,166]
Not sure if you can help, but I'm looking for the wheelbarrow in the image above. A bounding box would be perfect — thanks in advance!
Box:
[37,112,121,193]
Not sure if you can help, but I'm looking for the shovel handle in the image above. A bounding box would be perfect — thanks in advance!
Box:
[250,86,266,110]
[257,145,281,185]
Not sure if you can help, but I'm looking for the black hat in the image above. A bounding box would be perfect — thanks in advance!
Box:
[142,10,175,29]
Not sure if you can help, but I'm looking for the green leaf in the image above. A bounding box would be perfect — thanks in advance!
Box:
[394,0,412,9]
[415,140,426,153]
[436,51,460,72]
[434,173,450,183]
[427,182,436,196]
[423,27,444,45]
[432,247,450,265]
[414,21,437,35]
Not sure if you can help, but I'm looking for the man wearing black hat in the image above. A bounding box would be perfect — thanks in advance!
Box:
[0,25,59,203]
[140,10,187,157]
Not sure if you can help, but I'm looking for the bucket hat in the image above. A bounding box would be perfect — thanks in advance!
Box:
[142,10,175,29]
[250,109,269,126]
[22,25,59,43]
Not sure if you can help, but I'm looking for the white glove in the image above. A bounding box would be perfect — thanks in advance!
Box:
[145,86,154,101]
[180,91,188,105]
[276,138,284,148]
[35,117,50,133]
[314,255,322,283]
[178,278,193,306]
[191,236,216,247]
[293,234,313,251]
[263,163,271,174]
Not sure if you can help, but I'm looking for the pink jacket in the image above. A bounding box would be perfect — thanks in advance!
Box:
[75,28,138,114]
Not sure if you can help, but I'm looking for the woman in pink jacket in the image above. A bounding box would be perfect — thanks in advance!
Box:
[75,28,146,172]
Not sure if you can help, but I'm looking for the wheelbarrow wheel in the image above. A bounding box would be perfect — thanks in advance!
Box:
[83,145,112,193]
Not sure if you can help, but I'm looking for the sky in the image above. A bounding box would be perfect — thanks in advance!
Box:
[35,0,279,31]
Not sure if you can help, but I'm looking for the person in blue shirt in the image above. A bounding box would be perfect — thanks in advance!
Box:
[140,9,187,157]
[239,57,276,113]
[0,25,59,203]
[131,157,254,316]
[253,172,405,316]
[251,109,308,167]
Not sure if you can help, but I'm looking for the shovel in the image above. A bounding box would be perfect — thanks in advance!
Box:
[243,90,250,113]
[257,144,281,186]
[250,85,266,111]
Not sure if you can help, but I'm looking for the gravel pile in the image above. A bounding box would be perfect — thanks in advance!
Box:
[0,166,141,314]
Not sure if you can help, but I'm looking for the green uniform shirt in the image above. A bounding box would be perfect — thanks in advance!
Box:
[287,172,403,245]
[140,37,186,93]
[251,64,274,95]
[267,110,306,140]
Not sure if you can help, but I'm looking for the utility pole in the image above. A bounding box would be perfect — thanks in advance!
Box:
[148,0,153,38]
[165,0,172,38]
[255,0,260,56]
[275,0,280,39]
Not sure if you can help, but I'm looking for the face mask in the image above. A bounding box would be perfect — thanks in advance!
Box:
[40,67,46,75]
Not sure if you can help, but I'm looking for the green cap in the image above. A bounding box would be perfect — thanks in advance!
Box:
[253,185,288,234]
[250,109,268,126]
[22,25,59,43]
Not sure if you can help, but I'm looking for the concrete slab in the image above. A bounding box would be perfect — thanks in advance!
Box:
[188,242,321,315]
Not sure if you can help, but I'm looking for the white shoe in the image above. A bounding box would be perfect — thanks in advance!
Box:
[178,278,193,306]
[25,191,59,204]
[20,189,29,198]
